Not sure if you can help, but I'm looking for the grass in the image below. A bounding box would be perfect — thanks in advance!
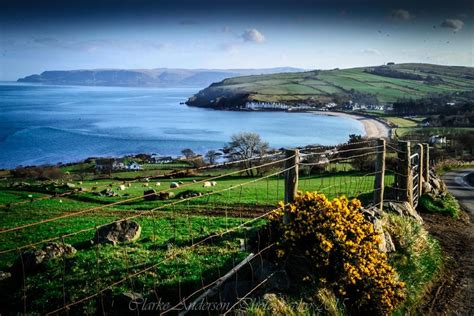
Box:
[0,212,258,313]
[0,162,392,314]
[192,63,474,106]
[385,214,443,315]
[419,193,461,218]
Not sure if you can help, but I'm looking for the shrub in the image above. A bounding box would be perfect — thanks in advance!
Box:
[269,192,405,315]
[419,193,460,218]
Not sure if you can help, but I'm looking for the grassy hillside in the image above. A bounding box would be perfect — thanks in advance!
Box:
[186,63,474,108]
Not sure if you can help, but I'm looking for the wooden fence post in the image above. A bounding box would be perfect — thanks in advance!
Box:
[373,138,386,210]
[284,149,299,224]
[397,141,413,206]
[423,143,430,183]
[416,144,424,199]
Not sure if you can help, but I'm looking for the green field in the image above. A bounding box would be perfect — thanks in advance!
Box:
[0,161,396,314]
[188,63,474,107]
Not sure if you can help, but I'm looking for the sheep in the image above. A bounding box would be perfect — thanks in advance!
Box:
[143,183,149,187]
[203,181,212,188]
[211,181,217,186]
[127,183,132,187]
[118,185,126,191]
[156,182,161,186]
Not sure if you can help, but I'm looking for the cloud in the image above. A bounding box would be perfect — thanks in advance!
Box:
[440,19,464,32]
[391,9,413,21]
[241,29,265,43]
[361,48,381,56]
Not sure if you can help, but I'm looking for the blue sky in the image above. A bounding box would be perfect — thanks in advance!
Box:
[0,0,472,80]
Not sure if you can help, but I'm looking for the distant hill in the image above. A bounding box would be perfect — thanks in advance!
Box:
[17,67,304,87]
[186,63,474,108]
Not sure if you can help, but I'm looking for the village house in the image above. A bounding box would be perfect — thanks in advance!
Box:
[428,135,447,144]
[150,155,173,164]
[95,158,126,171]
[127,161,142,170]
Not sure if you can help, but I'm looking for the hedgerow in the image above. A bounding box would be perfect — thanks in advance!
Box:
[269,192,405,315]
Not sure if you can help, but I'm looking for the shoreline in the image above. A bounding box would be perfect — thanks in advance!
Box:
[309,111,391,139]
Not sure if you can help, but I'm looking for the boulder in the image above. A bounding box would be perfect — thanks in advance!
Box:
[143,189,158,201]
[93,220,142,245]
[11,242,76,276]
[422,181,432,194]
[360,207,395,253]
[383,201,423,224]
[100,188,118,197]
[170,182,180,188]
[373,218,396,253]
[175,190,202,199]
[158,191,175,200]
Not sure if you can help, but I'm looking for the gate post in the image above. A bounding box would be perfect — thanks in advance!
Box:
[423,143,430,183]
[416,144,424,199]
[397,141,413,207]
[284,149,299,224]
[373,138,386,210]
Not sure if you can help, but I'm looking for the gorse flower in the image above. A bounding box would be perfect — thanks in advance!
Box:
[270,192,405,315]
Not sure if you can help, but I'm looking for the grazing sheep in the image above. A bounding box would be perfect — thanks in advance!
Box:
[78,181,83,185]
[170,182,180,188]
[127,183,132,187]
[143,183,149,187]
[203,181,212,188]
[118,185,126,191]
[156,182,161,186]
[211,181,217,186]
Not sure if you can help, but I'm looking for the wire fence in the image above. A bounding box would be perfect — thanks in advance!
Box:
[0,139,429,315]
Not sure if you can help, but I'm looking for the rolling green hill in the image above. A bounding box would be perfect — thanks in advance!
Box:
[186,63,474,108]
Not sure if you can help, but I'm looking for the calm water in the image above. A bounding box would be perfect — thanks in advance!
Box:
[0,83,364,169]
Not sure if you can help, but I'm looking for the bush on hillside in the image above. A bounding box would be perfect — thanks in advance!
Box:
[269,192,405,315]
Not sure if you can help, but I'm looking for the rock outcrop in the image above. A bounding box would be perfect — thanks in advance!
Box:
[93,220,142,245]
[11,242,77,277]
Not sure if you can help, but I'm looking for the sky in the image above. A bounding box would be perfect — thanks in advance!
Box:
[0,0,473,80]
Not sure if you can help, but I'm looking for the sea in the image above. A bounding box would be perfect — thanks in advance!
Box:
[0,82,365,169]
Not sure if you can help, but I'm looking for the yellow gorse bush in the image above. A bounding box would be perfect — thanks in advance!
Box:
[270,192,405,315]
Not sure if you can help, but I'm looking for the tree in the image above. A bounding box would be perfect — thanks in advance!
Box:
[181,148,196,159]
[223,132,269,176]
[205,150,222,165]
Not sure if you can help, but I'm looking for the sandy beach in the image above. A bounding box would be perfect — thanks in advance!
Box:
[312,111,391,139]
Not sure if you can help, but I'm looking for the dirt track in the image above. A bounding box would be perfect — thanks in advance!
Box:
[421,169,474,315]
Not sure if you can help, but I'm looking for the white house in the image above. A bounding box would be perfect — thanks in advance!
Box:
[428,135,447,144]
[127,161,142,170]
